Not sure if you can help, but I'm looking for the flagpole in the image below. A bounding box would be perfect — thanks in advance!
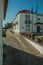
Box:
[35,1,39,34]
[31,6,33,33]
[36,1,38,22]
[32,12,33,33]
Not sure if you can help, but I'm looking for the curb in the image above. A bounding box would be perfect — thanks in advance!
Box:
[25,37,43,55]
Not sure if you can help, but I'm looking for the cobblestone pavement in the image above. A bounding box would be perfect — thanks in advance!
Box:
[3,30,43,65]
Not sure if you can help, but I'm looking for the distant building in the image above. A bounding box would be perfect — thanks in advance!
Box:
[13,10,43,34]
[0,0,8,65]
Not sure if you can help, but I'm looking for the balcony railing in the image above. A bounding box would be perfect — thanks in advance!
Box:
[25,20,31,24]
[35,22,43,26]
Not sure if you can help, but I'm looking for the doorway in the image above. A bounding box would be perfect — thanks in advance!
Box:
[37,26,40,33]
[26,25,30,32]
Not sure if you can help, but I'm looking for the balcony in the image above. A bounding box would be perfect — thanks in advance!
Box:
[25,20,31,25]
[35,22,43,26]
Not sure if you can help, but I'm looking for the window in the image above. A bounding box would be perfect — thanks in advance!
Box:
[25,14,30,21]
[17,24,18,30]
[26,25,30,32]
[41,28,42,30]
[22,27,24,29]
[38,18,40,20]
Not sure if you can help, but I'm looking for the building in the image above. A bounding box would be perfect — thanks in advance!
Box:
[13,10,43,34]
[0,0,8,65]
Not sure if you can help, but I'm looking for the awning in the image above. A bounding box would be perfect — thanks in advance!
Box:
[35,22,43,25]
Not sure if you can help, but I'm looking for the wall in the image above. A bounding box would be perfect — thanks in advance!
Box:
[13,13,43,33]
[0,0,4,65]
[30,14,43,33]
[19,13,26,33]
[38,16,43,32]
[29,14,36,32]
[13,14,20,33]
[0,20,3,65]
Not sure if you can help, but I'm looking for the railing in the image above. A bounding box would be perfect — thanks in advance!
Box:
[25,20,31,24]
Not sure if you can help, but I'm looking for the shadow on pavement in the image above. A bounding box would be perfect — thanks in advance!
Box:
[3,44,43,65]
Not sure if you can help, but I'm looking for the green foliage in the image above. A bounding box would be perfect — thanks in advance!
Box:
[31,33,35,40]
[5,23,13,29]
[39,36,43,41]
[28,34,31,38]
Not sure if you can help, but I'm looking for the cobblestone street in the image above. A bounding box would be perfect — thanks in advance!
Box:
[3,30,43,65]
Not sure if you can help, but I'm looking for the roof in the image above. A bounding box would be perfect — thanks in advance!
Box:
[30,12,43,16]
[16,10,43,16]
[38,14,43,16]
[16,10,30,16]
[13,10,30,23]
[13,10,43,23]
[4,0,8,19]
[32,12,43,16]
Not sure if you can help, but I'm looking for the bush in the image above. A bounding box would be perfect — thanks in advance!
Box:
[28,34,31,38]
[38,38,42,42]
[31,33,35,40]
[35,36,43,42]
[39,36,43,42]
[41,37,43,40]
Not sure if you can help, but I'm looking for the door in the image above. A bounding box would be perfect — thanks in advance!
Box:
[26,25,30,32]
[37,26,40,33]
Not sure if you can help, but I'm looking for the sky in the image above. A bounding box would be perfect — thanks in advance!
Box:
[3,0,43,27]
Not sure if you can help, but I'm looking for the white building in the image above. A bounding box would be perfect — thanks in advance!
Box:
[13,10,43,34]
[0,0,8,65]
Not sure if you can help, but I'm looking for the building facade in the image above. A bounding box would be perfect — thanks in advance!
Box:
[13,10,43,34]
[0,0,8,65]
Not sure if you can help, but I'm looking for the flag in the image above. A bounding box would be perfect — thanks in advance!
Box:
[31,6,33,14]
[35,1,39,14]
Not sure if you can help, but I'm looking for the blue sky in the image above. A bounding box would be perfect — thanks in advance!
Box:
[3,0,43,26]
